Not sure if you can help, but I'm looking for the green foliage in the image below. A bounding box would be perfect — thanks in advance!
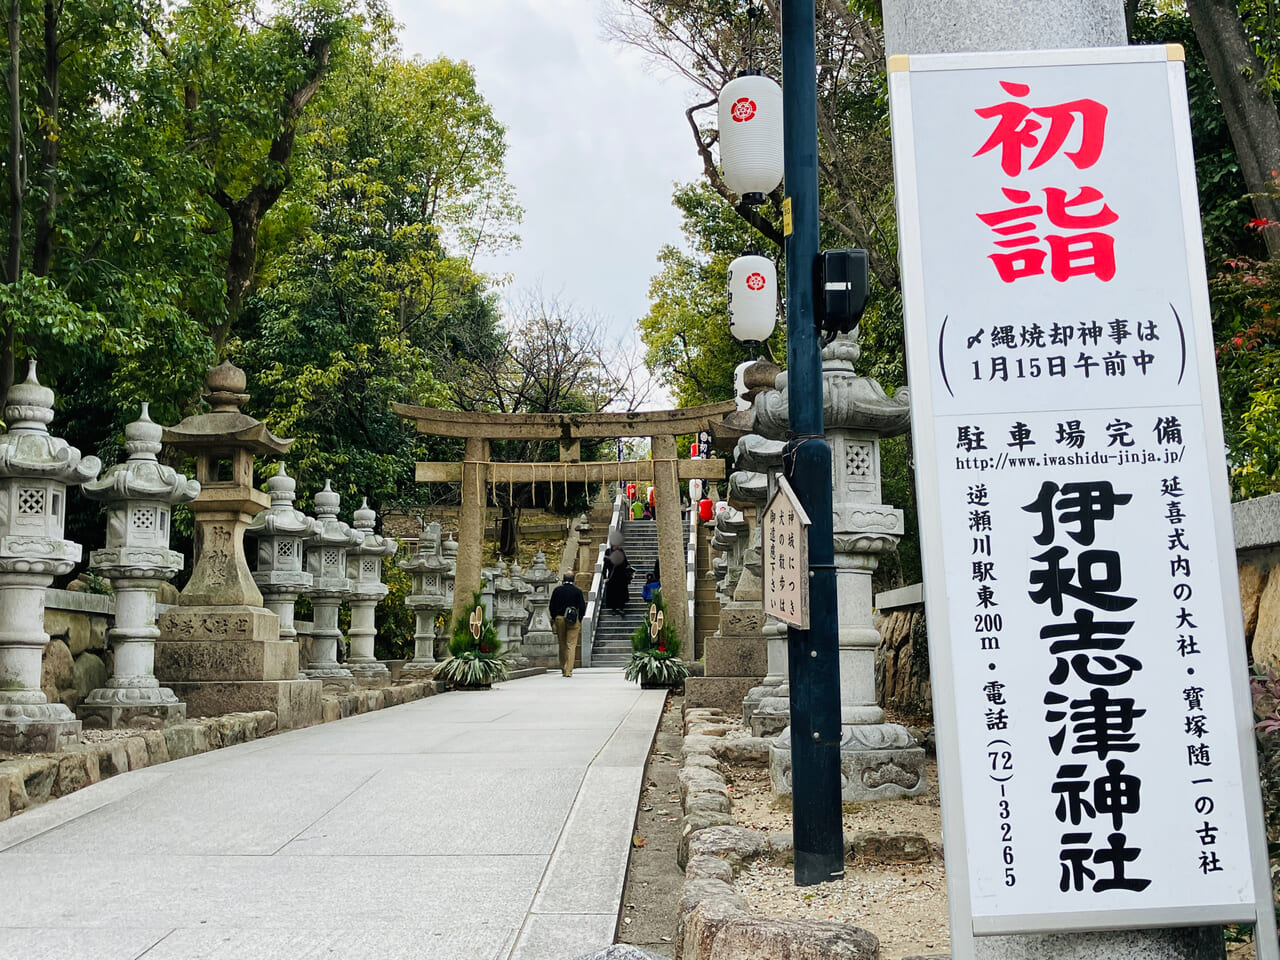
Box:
[374,544,416,660]
[435,590,510,687]
[624,589,689,686]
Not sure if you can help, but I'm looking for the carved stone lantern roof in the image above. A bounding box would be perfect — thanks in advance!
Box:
[246,466,321,540]
[751,335,910,440]
[306,480,363,598]
[162,362,292,458]
[0,363,101,485]
[728,470,768,504]
[733,435,786,475]
[83,404,200,507]
[349,498,398,599]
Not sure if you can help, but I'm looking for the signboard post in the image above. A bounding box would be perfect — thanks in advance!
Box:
[763,475,811,630]
[889,44,1278,959]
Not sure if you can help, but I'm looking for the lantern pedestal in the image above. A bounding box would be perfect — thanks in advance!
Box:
[154,362,322,730]
[0,365,101,752]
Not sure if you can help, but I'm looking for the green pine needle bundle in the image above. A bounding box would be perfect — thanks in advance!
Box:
[624,589,688,686]
[434,590,511,687]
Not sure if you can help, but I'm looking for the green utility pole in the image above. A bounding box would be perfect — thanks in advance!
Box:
[780,0,845,886]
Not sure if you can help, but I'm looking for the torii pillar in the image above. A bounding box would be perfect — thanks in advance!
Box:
[651,434,689,649]
[452,437,489,626]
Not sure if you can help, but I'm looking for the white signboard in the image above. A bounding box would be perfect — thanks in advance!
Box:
[889,45,1276,954]
[763,475,810,628]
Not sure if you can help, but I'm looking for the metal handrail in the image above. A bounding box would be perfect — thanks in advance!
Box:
[581,493,626,666]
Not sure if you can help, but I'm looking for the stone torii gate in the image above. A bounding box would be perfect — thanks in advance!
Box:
[392,401,733,648]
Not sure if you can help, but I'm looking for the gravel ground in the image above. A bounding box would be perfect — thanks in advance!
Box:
[726,737,951,960]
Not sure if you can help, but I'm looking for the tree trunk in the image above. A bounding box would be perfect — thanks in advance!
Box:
[2,0,24,405]
[32,0,60,278]
[1188,0,1280,258]
[216,197,262,354]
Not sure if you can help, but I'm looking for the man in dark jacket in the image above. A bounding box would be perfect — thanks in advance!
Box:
[549,574,588,677]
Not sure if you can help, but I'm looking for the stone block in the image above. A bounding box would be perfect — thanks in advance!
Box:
[849,830,932,862]
[1240,560,1268,647]
[166,678,321,730]
[0,715,81,753]
[716,604,766,638]
[155,638,298,683]
[55,748,101,795]
[157,605,280,643]
[0,766,24,814]
[40,638,75,704]
[0,775,9,821]
[140,730,169,764]
[705,917,879,960]
[770,740,928,802]
[71,652,108,703]
[123,736,150,770]
[44,609,93,656]
[92,740,132,778]
[78,701,186,730]
[1255,569,1280,666]
[163,723,211,759]
[704,636,767,678]
[684,676,760,713]
[321,698,340,723]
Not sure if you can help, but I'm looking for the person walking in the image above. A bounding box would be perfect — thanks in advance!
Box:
[549,573,587,677]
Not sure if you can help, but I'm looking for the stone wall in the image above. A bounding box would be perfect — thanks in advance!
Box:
[1233,494,1280,666]
[39,588,125,716]
[873,583,932,720]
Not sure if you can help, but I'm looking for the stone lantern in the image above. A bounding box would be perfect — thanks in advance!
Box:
[522,552,558,665]
[438,534,458,654]
[754,333,924,801]
[245,465,321,647]
[0,364,101,751]
[303,480,361,691]
[491,561,522,658]
[346,498,397,684]
[155,362,319,730]
[400,522,448,678]
[505,561,531,664]
[79,404,200,729]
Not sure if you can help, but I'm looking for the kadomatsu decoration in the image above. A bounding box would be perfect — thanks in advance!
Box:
[624,591,689,688]
[434,591,510,688]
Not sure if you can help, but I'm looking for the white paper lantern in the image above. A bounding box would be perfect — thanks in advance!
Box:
[727,254,777,342]
[734,360,754,412]
[689,479,703,502]
[718,74,784,201]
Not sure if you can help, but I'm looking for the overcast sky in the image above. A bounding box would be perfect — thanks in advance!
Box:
[387,0,704,353]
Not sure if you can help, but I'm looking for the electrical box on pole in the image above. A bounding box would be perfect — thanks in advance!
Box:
[817,248,869,334]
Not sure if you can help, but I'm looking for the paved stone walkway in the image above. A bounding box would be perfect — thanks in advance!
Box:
[0,670,666,960]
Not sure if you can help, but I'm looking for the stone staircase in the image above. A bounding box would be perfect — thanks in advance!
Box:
[590,518,666,667]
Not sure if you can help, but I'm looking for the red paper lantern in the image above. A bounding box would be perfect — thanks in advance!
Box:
[626,483,636,500]
[698,498,714,522]
[690,442,700,458]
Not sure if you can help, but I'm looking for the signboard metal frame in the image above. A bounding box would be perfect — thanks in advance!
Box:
[889,44,1278,959]
[763,474,811,629]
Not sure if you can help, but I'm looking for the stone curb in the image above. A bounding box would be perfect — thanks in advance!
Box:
[674,707,879,960]
[0,679,439,823]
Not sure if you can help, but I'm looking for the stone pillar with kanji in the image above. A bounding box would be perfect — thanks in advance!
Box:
[79,403,199,729]
[155,361,321,730]
[0,365,101,751]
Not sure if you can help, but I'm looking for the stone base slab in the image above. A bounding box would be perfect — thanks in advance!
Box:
[167,678,322,730]
[0,717,81,753]
[769,739,928,802]
[157,605,279,643]
[155,638,299,683]
[77,701,187,730]
[684,676,761,713]
[704,636,767,678]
